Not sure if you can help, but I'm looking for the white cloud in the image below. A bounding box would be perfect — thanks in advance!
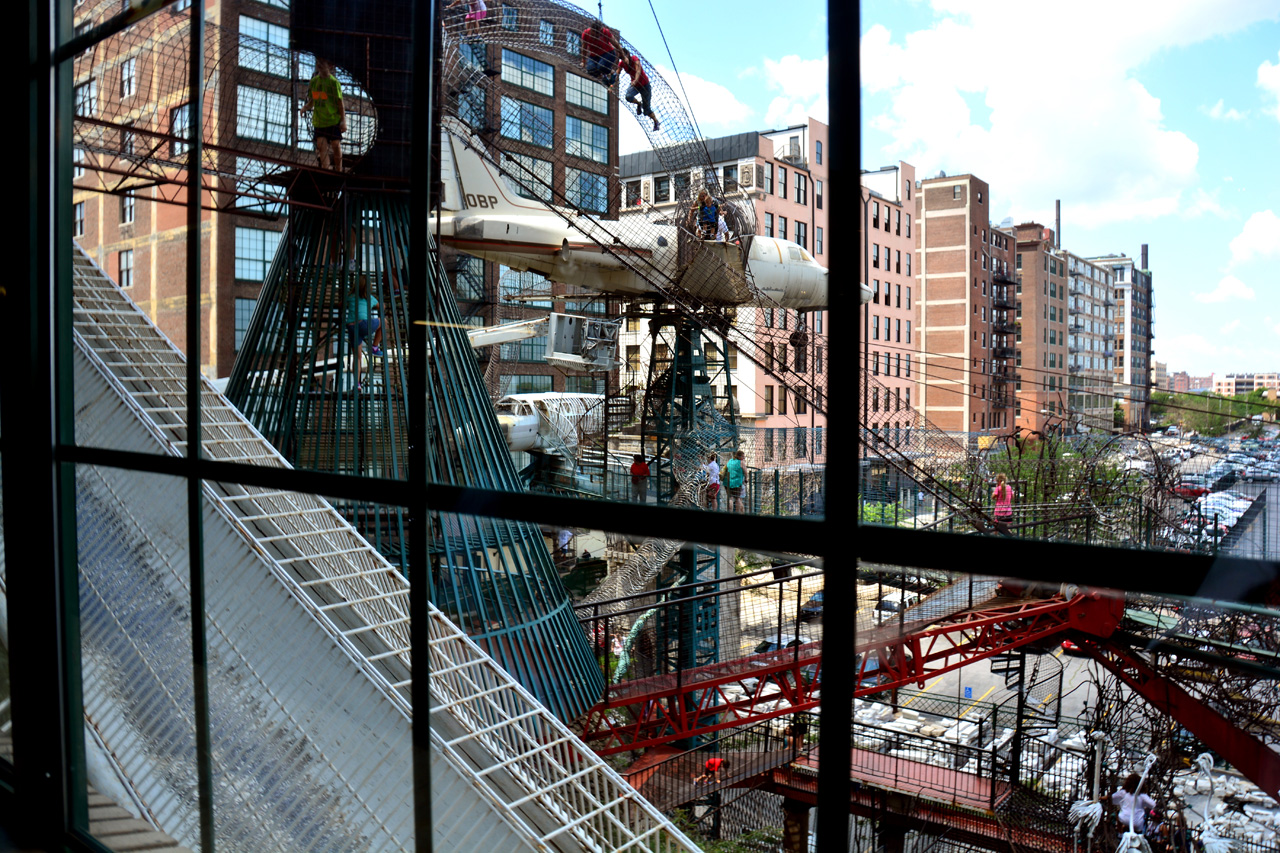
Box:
[860,2,1280,227]
[1181,187,1229,219]
[760,55,829,128]
[1194,275,1256,303]
[1228,209,1280,265]
[1259,50,1280,121]
[1220,319,1242,334]
[1201,98,1247,120]
[618,65,755,155]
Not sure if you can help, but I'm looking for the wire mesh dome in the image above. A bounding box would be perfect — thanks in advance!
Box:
[70,0,378,203]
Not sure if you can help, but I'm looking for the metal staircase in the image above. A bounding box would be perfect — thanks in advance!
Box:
[0,243,701,852]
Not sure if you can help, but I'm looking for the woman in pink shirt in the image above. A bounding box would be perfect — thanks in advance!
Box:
[992,473,1013,534]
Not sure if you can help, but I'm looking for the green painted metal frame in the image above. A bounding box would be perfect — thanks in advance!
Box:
[227,195,604,721]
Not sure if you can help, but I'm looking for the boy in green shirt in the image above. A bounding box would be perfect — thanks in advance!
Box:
[301,57,346,171]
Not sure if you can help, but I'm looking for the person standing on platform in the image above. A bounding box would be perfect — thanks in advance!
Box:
[703,453,721,510]
[992,472,1014,535]
[302,57,345,172]
[630,453,653,503]
[725,450,746,513]
[687,190,720,240]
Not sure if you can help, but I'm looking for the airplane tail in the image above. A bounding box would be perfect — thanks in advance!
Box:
[439,120,552,219]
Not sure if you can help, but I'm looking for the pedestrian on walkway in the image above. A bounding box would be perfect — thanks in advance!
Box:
[692,756,725,785]
[992,472,1014,534]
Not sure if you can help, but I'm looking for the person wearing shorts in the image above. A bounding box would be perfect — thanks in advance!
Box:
[447,0,487,37]
[302,57,345,171]
[703,453,721,509]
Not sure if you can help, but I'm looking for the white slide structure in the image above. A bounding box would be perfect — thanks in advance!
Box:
[0,244,698,852]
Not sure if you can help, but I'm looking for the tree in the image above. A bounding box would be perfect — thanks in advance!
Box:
[1114,401,1126,429]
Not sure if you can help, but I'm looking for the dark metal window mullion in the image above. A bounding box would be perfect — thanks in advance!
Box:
[409,0,438,849]
[183,2,214,850]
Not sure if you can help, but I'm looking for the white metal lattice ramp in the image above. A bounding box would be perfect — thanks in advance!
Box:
[56,243,700,852]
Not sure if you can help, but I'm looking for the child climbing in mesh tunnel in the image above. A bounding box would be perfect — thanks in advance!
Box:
[446,0,487,37]
[345,276,382,390]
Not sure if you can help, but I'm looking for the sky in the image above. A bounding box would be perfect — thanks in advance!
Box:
[594,1,1279,378]
[858,0,1280,379]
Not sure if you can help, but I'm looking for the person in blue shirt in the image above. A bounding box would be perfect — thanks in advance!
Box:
[345,276,382,388]
[687,190,720,240]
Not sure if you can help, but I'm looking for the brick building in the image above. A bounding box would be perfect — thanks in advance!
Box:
[1170,372,1214,393]
[861,161,918,439]
[915,174,1014,436]
[617,118,830,465]
[71,0,299,377]
[441,1,622,398]
[1214,373,1280,397]
[1063,251,1118,432]
[1087,248,1154,428]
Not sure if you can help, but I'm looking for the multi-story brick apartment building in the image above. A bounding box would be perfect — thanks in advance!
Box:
[1062,250,1117,432]
[1087,248,1154,429]
[70,0,303,377]
[71,0,618,391]
[1170,372,1214,393]
[425,1,624,398]
[861,161,918,439]
[1213,373,1280,397]
[617,118,829,465]
[1008,223,1073,434]
[1151,361,1169,392]
[915,173,1014,437]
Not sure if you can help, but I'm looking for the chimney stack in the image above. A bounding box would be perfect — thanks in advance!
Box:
[1141,243,1148,271]
[1055,200,1061,249]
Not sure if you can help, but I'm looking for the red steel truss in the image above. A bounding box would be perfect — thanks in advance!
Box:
[1080,639,1280,801]
[582,591,1125,754]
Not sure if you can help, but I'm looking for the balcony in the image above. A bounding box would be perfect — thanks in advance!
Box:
[1068,345,1081,354]
[990,392,1013,408]
[1069,321,1084,332]
[1068,306,1083,316]
[992,320,1016,334]
[991,370,1012,384]
[992,269,1018,285]
[1068,364,1082,373]
[991,346,1015,360]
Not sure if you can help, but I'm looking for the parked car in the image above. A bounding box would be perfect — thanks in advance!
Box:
[1172,482,1209,499]
[752,633,815,655]
[798,591,825,621]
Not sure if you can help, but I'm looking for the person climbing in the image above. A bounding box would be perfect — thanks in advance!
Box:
[616,45,659,132]
[725,450,746,513]
[992,472,1014,534]
[344,275,381,389]
[630,453,653,503]
[716,210,730,242]
[580,20,618,87]
[301,57,346,172]
[687,190,720,240]
[703,452,721,510]
[445,0,487,37]
[692,756,725,785]
[556,527,573,557]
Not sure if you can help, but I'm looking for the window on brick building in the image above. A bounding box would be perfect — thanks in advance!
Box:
[73,202,85,236]
[118,249,133,288]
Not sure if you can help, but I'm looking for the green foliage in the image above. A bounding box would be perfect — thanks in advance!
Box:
[859,500,902,525]
[1150,389,1270,437]
[1114,401,1125,428]
[671,811,785,852]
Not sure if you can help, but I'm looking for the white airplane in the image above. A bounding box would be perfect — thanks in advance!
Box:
[430,121,839,310]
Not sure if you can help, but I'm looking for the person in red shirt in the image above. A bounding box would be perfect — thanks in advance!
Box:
[629,453,653,503]
[617,50,659,132]
[580,21,618,87]
[692,756,725,785]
